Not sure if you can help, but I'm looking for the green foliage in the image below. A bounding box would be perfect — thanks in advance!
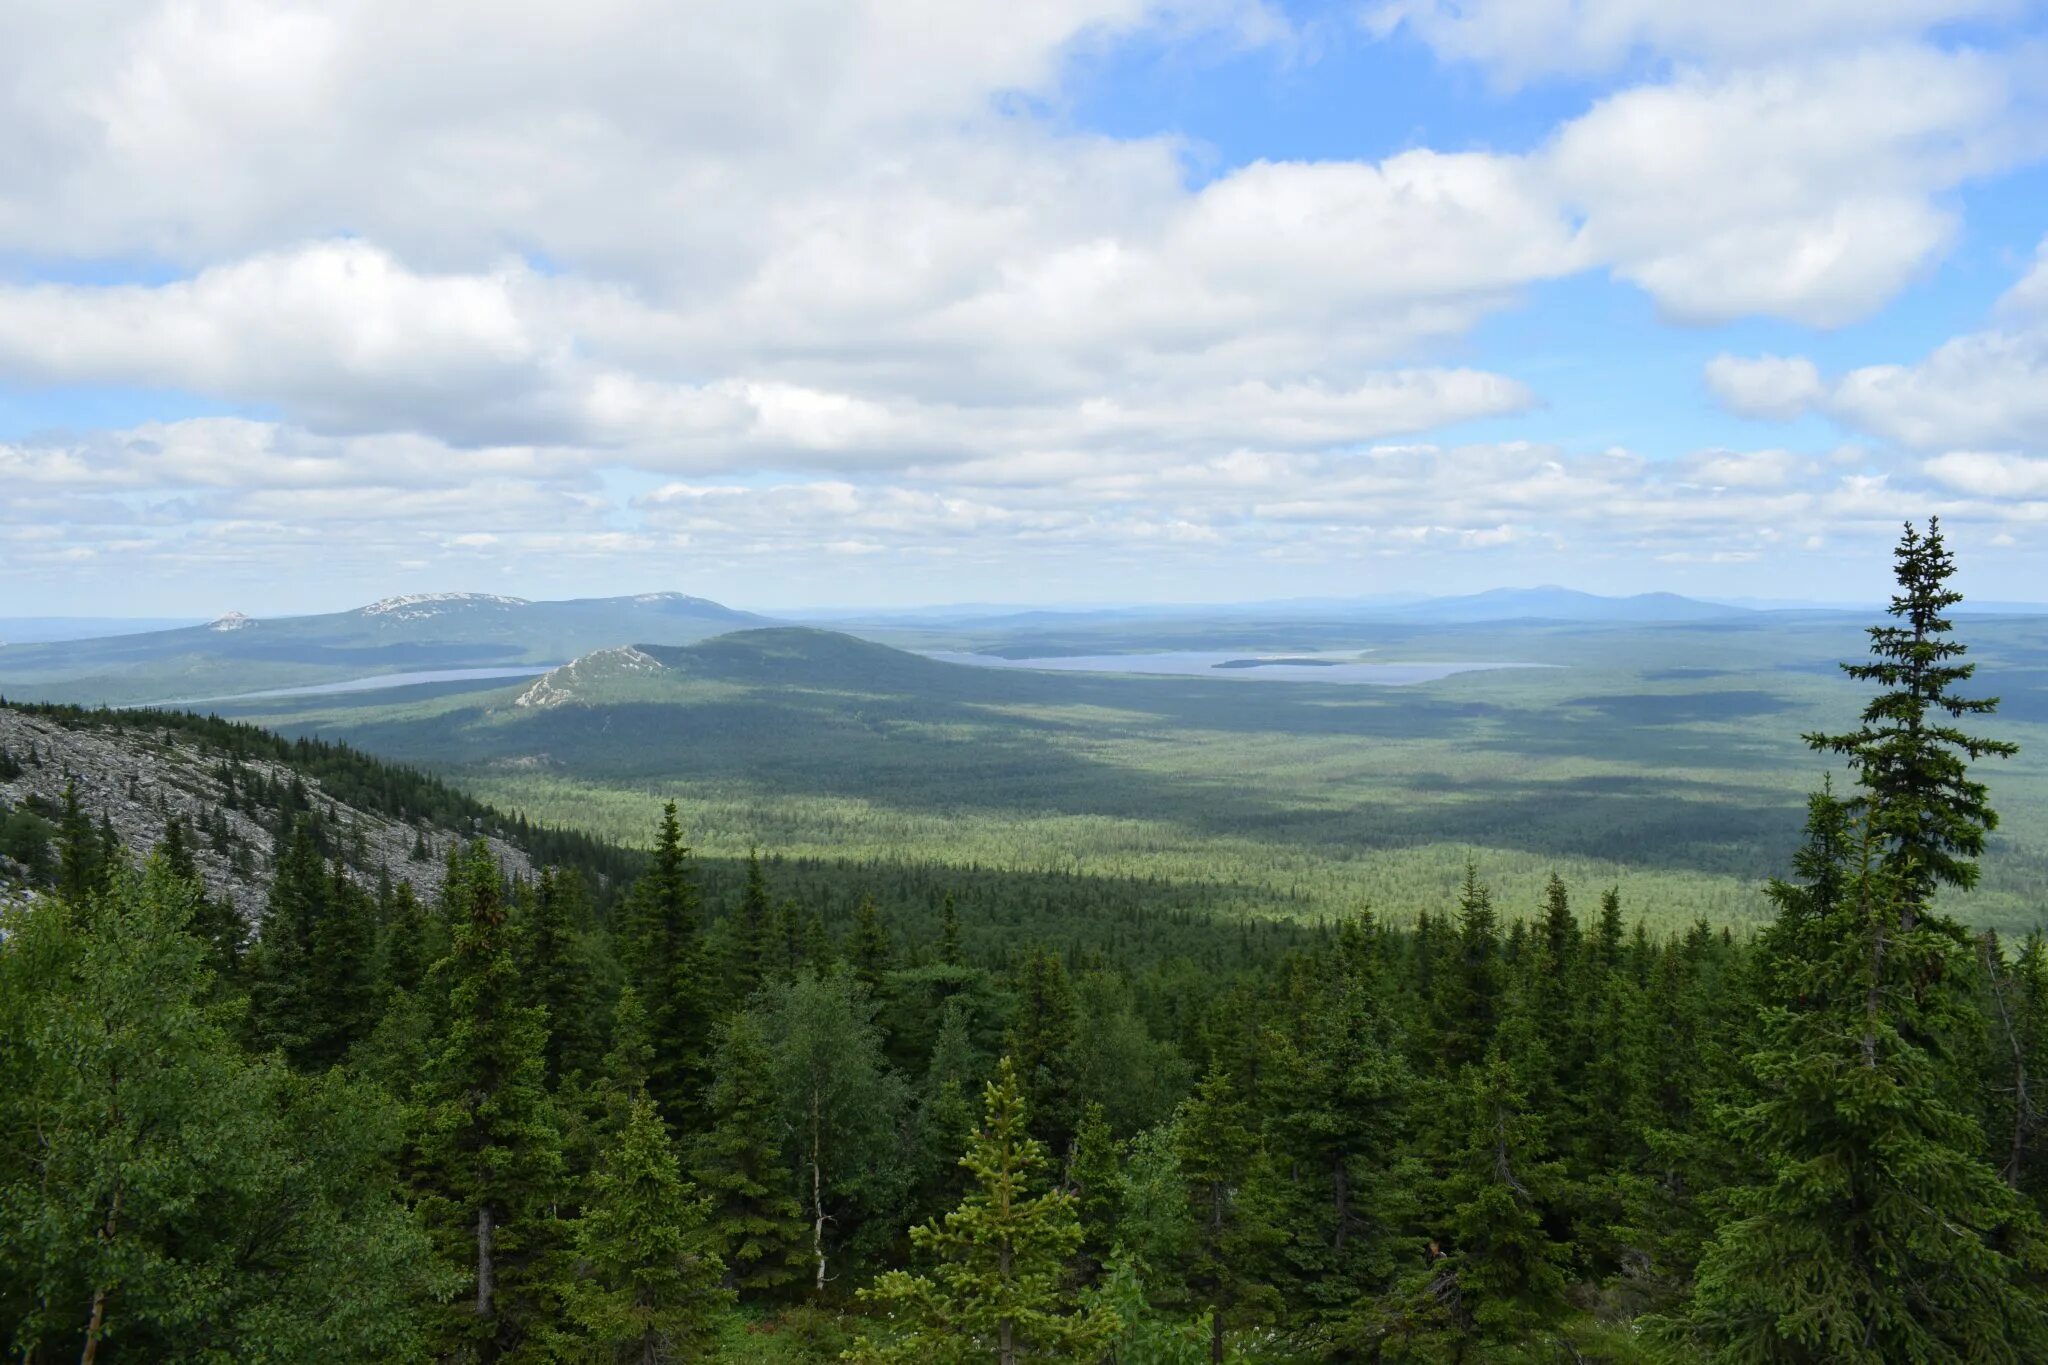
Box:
[1806,518,2019,906]
[694,1010,809,1298]
[850,1057,1116,1363]
[413,840,567,1360]
[1173,1070,1286,1360]
[1673,818,2048,1361]
[517,866,602,1083]
[758,965,912,1294]
[619,802,714,1130]
[0,859,442,1361]
[561,1094,732,1362]
[247,822,378,1070]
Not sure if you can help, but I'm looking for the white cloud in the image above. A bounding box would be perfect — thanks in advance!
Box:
[1924,451,2048,497]
[1706,239,2048,452]
[1832,328,2048,449]
[1545,46,2021,325]
[1705,354,1826,420]
[2,2,2047,608]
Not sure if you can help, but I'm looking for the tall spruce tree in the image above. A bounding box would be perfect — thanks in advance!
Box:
[1005,951,1081,1155]
[690,1009,808,1297]
[561,1094,731,1363]
[617,804,713,1130]
[516,866,599,1083]
[250,822,339,1064]
[727,848,778,1000]
[414,841,566,1361]
[1675,534,2048,1361]
[851,1057,1116,1364]
[1433,864,1503,1074]
[1806,517,2018,917]
[1174,1069,1285,1364]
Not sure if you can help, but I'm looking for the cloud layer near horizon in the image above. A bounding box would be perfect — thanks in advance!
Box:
[2,1,2046,610]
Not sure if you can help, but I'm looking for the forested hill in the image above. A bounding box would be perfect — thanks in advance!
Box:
[0,699,638,910]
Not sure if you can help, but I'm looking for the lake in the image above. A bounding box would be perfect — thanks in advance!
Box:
[922,650,1552,685]
[163,665,557,705]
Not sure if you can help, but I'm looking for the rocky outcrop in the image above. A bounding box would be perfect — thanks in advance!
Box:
[0,708,530,910]
[513,646,666,709]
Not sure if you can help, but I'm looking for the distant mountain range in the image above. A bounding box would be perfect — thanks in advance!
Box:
[0,591,770,706]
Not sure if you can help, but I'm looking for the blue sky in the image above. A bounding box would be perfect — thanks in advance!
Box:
[2,1,2047,615]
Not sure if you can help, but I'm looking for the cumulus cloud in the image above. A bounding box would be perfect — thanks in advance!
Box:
[1923,451,2048,497]
[2,2,2046,606]
[1544,46,2023,325]
[1705,354,1826,420]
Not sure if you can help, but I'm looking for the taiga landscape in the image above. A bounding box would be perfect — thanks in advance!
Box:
[7,4,2048,1363]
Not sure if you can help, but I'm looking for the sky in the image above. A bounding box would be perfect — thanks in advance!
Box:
[3,1,2048,616]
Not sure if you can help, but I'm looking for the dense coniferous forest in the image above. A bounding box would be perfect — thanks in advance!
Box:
[6,522,2048,1362]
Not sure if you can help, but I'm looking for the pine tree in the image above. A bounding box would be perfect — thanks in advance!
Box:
[691,1009,808,1297]
[1806,518,2018,915]
[561,1094,731,1362]
[851,1057,1116,1364]
[414,841,566,1361]
[617,803,713,1130]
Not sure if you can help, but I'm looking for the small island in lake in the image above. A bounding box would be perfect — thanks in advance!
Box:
[1212,656,1347,669]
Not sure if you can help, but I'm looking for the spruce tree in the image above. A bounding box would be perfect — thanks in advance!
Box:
[246,821,331,1065]
[1006,951,1081,1154]
[850,894,893,991]
[851,1057,1116,1364]
[727,847,777,999]
[414,841,566,1361]
[617,803,712,1130]
[917,998,986,1221]
[1433,863,1502,1073]
[690,1009,808,1297]
[1806,518,2017,916]
[939,891,964,966]
[516,866,599,1083]
[1174,1069,1285,1363]
[56,780,103,906]
[561,1094,731,1362]
[1433,1051,1572,1347]
[1067,1100,1123,1269]
[1675,811,2048,1361]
